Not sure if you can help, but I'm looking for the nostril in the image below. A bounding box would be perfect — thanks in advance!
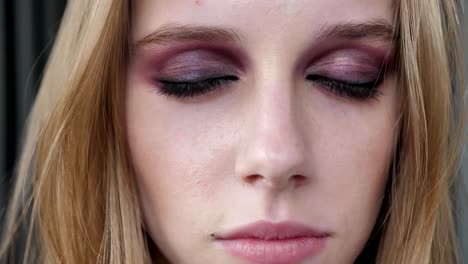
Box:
[244,174,263,184]
[291,175,307,185]
[243,174,308,188]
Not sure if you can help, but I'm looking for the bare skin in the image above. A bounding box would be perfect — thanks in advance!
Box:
[126,1,397,263]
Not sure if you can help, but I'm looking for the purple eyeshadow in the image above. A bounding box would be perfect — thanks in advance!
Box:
[306,49,387,83]
[155,50,240,81]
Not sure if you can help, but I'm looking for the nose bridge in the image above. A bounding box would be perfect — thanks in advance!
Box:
[234,67,308,190]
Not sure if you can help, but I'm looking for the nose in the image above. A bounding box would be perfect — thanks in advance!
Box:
[234,78,309,192]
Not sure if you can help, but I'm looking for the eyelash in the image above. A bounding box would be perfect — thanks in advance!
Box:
[157,76,239,98]
[156,74,382,100]
[306,74,382,100]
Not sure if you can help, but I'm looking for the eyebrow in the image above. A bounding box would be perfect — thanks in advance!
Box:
[134,20,395,48]
[135,24,242,47]
[316,20,395,41]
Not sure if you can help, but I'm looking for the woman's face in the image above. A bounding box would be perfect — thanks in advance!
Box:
[126,0,397,263]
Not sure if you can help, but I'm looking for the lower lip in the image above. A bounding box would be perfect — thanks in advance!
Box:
[218,237,326,264]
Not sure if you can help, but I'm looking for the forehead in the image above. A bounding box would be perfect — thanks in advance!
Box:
[132,0,394,41]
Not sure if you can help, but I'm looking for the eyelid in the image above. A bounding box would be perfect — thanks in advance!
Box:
[310,49,382,70]
[305,49,388,82]
[157,68,240,83]
[153,50,242,81]
[138,44,248,74]
[159,74,239,84]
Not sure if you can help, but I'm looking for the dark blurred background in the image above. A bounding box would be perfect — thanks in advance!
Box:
[0,0,66,203]
[0,0,467,262]
[0,1,66,261]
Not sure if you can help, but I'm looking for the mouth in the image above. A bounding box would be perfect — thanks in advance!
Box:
[213,220,330,264]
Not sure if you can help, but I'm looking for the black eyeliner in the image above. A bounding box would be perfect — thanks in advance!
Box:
[307,74,382,100]
[156,75,239,98]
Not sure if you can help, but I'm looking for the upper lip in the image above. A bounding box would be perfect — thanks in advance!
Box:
[214,220,330,240]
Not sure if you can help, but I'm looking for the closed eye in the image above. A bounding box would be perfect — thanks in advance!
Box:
[156,75,239,98]
[155,73,382,100]
[306,74,382,100]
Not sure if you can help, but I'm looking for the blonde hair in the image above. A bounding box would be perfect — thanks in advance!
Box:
[1,0,465,263]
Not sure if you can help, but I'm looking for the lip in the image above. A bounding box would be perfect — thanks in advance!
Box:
[214,220,329,264]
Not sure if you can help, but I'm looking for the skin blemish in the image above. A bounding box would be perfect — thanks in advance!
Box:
[195,0,202,6]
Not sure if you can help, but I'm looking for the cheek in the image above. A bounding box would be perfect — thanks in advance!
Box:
[303,81,397,256]
[315,116,394,222]
[125,72,238,242]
